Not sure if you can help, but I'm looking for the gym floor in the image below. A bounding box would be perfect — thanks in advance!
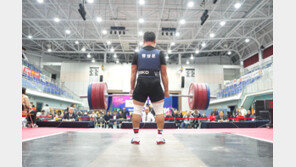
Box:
[22,128,273,167]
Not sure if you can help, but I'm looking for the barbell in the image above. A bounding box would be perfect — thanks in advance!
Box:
[80,82,215,110]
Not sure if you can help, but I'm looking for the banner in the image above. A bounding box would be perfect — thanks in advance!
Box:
[23,67,40,78]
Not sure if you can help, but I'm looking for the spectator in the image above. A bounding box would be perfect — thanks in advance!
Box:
[244,110,255,121]
[22,87,31,115]
[235,112,245,122]
[117,110,125,128]
[209,113,216,122]
[77,110,83,117]
[229,112,237,122]
[211,107,219,116]
[142,107,155,123]
[147,103,156,116]
[42,104,50,116]
[181,111,193,128]
[54,110,63,121]
[240,106,247,116]
[62,107,77,121]
[122,107,129,118]
[70,103,78,114]
[165,112,174,122]
[172,109,183,128]
[215,111,229,122]
[104,111,113,128]
[191,110,201,128]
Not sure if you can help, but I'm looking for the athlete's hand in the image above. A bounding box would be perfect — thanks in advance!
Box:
[130,89,134,95]
[164,90,170,97]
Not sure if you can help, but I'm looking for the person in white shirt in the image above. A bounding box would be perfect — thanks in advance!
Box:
[142,107,155,123]
[240,106,247,116]
[42,104,50,116]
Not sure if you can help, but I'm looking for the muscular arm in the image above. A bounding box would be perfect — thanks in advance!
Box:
[130,65,138,91]
[161,65,169,92]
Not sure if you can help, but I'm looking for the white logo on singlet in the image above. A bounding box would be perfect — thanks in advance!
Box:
[142,54,146,58]
[147,54,151,58]
[152,54,155,58]
[138,71,149,75]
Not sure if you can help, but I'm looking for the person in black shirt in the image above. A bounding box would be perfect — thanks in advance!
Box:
[104,111,113,128]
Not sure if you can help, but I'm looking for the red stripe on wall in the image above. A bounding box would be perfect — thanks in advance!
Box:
[243,53,259,68]
[263,45,273,59]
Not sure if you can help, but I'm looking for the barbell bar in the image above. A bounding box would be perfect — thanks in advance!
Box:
[81,82,215,110]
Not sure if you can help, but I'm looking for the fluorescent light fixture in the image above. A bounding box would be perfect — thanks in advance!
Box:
[28,35,32,39]
[102,29,107,35]
[92,59,95,63]
[190,54,194,60]
[170,42,175,46]
[210,33,215,38]
[201,42,206,48]
[167,49,172,54]
[175,32,180,37]
[195,49,200,54]
[139,18,144,23]
[37,0,44,4]
[75,41,79,44]
[138,31,143,36]
[187,1,194,8]
[113,54,117,58]
[107,41,111,45]
[245,38,250,43]
[179,19,186,25]
[227,51,232,55]
[110,47,115,53]
[87,0,94,3]
[96,17,102,23]
[165,55,169,59]
[54,17,60,22]
[65,29,71,34]
[47,48,52,52]
[234,2,241,9]
[87,53,91,58]
[81,47,86,52]
[220,21,226,26]
[186,61,189,65]
[116,60,119,64]
[139,0,145,5]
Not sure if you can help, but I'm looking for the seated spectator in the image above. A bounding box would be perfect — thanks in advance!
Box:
[181,111,193,128]
[209,113,216,122]
[77,110,83,117]
[62,107,77,121]
[235,112,245,122]
[42,104,50,116]
[191,110,201,128]
[229,112,237,122]
[165,112,174,122]
[211,107,219,116]
[122,107,129,118]
[110,112,118,128]
[244,110,255,121]
[215,111,229,122]
[240,106,247,116]
[172,109,183,128]
[142,107,155,123]
[54,110,63,121]
[103,111,113,128]
[117,110,125,128]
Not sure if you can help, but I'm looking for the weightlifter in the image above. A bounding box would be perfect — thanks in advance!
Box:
[130,31,169,144]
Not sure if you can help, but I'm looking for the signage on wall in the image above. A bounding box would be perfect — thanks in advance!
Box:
[185,68,195,77]
[23,67,40,78]
[89,67,101,83]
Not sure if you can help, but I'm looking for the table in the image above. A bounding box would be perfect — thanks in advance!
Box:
[36,120,95,128]
[200,120,270,128]
[121,122,177,129]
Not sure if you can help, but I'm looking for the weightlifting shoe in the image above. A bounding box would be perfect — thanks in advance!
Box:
[131,137,140,144]
[156,136,166,144]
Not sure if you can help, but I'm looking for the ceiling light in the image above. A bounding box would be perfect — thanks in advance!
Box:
[54,17,60,22]
[102,29,107,35]
[135,48,139,52]
[201,42,206,48]
[138,31,143,36]
[165,55,169,59]
[114,54,117,58]
[37,0,44,4]
[170,42,175,46]
[139,18,144,24]
[28,35,32,39]
[175,32,180,37]
[167,49,172,54]
[139,41,144,46]
[110,47,115,53]
[179,19,186,25]
[87,0,94,3]
[227,51,232,55]
[65,29,71,34]
[96,17,102,23]
[195,49,200,54]
[87,53,91,58]
[187,1,194,8]
[220,21,226,26]
[81,47,86,52]
[107,41,111,45]
[186,61,189,65]
[92,59,95,63]
[210,33,215,38]
[245,38,250,43]
[116,60,119,64]
[139,0,145,5]
[47,48,52,52]
[75,41,79,44]
[190,54,194,60]
[234,2,241,9]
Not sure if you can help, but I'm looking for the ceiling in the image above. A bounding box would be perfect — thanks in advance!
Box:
[22,0,273,64]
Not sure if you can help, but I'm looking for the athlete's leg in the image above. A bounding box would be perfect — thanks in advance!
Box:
[152,99,165,144]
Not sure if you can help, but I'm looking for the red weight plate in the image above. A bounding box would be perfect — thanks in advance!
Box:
[97,83,103,109]
[91,83,98,109]
[199,83,207,110]
[188,83,196,109]
[196,83,202,110]
[103,83,108,109]
[98,82,108,109]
